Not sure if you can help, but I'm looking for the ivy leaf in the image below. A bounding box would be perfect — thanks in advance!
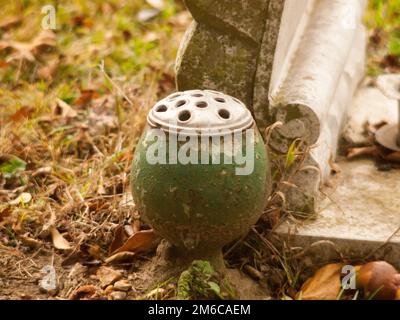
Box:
[208,281,224,300]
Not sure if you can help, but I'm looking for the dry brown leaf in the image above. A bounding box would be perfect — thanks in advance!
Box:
[50,226,71,250]
[8,106,34,123]
[384,152,400,163]
[74,89,100,107]
[71,15,93,28]
[68,263,87,278]
[52,98,78,118]
[96,266,123,287]
[132,220,141,234]
[39,209,56,238]
[27,29,57,51]
[20,235,42,249]
[87,244,102,260]
[108,225,128,255]
[61,244,97,267]
[298,263,343,300]
[0,15,22,30]
[105,251,136,265]
[69,285,100,300]
[0,30,56,62]
[111,229,156,255]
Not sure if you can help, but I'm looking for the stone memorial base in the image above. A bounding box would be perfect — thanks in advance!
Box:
[275,159,400,270]
[275,85,400,269]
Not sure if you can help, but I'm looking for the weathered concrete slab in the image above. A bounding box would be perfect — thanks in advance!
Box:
[275,159,400,269]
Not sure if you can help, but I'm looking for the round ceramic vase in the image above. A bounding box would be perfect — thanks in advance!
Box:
[131,90,271,258]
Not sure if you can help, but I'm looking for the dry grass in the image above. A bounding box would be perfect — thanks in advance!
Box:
[0,0,189,299]
[365,0,400,75]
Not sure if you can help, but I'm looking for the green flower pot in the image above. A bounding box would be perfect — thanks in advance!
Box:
[131,90,271,264]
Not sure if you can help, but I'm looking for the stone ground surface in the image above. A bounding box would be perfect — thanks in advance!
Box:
[276,158,400,269]
[275,85,400,269]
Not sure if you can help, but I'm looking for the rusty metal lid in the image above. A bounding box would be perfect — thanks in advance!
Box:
[147,90,254,135]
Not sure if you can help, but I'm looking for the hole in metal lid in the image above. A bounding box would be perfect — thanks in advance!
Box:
[178,110,191,122]
[218,109,230,119]
[155,105,168,112]
[195,101,208,108]
[176,100,187,108]
[214,97,226,103]
[191,93,204,97]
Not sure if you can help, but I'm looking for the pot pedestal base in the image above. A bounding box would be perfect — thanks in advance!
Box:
[147,240,269,299]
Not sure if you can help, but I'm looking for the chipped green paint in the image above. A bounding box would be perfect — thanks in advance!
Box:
[131,125,271,253]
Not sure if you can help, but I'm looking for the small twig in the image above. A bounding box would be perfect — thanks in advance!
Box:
[98,60,134,106]
[223,233,248,258]
[364,225,400,260]
[291,239,344,261]
[263,121,283,145]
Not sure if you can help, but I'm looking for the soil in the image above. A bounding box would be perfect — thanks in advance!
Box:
[0,238,269,300]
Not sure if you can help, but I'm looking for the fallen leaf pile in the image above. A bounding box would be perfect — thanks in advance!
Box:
[0,0,190,300]
[298,261,400,300]
[298,263,343,300]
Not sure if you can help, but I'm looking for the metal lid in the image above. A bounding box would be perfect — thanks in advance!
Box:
[147,90,254,135]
